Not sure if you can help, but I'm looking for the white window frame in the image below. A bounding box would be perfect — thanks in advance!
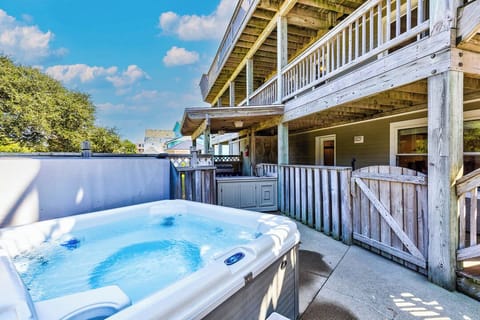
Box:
[390,110,480,166]
[315,134,336,165]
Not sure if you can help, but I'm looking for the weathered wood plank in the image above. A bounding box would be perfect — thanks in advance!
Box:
[331,170,340,240]
[456,168,480,195]
[404,168,417,254]
[416,184,427,257]
[354,233,426,268]
[322,169,331,235]
[355,177,425,260]
[428,70,463,289]
[295,167,301,221]
[340,170,352,244]
[352,172,427,185]
[290,167,295,218]
[301,168,307,224]
[457,244,480,261]
[307,168,314,227]
[379,166,392,248]
[360,177,370,238]
[314,168,322,231]
[390,166,404,250]
[470,188,478,246]
[353,175,361,234]
[369,167,380,242]
[458,193,466,249]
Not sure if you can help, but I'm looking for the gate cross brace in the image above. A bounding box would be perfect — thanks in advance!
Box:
[354,177,426,263]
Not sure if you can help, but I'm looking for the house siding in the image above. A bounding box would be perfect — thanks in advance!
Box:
[289,111,427,169]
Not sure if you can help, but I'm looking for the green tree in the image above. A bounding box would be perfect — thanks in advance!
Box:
[0,56,136,154]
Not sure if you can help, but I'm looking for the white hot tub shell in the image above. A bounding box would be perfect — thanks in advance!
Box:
[0,200,300,320]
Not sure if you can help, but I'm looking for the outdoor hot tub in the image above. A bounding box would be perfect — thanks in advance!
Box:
[0,200,300,320]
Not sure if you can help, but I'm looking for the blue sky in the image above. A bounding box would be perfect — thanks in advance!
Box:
[0,0,235,142]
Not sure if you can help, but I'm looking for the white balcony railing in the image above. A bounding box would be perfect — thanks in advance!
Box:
[244,0,429,106]
[201,0,258,100]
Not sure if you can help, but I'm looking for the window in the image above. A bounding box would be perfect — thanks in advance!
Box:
[397,126,427,173]
[464,119,480,173]
[390,111,480,174]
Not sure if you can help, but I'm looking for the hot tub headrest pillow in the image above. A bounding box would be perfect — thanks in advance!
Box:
[0,249,37,320]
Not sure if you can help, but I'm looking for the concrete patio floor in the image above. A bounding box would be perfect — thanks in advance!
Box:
[294,221,480,320]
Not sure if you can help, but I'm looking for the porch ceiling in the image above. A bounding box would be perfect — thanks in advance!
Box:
[181,105,284,136]
[206,0,365,105]
[286,76,480,133]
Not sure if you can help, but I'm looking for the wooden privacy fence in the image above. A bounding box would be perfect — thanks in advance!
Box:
[351,166,428,269]
[456,168,480,263]
[170,165,216,204]
[169,150,216,204]
[278,165,352,244]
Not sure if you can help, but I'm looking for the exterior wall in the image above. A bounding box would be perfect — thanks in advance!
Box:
[289,112,427,168]
[0,158,170,227]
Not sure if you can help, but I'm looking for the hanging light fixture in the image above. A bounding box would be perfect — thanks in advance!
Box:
[234,120,244,128]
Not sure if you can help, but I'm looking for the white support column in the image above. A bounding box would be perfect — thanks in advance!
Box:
[278,122,289,211]
[203,116,211,154]
[251,129,256,174]
[217,98,222,107]
[277,16,288,104]
[278,122,289,165]
[229,81,236,107]
[246,58,253,106]
[427,70,463,290]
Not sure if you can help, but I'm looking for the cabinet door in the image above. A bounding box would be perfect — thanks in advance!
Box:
[240,183,257,208]
[257,182,276,208]
[218,183,240,207]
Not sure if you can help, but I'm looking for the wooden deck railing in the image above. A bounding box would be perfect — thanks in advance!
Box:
[200,0,257,99]
[256,163,278,177]
[247,0,430,105]
[278,164,352,244]
[456,168,480,262]
[248,77,278,106]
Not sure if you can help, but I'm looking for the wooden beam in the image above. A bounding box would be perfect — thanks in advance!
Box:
[296,0,357,15]
[191,119,208,141]
[427,70,463,290]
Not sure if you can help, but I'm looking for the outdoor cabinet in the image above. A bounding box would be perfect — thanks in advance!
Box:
[216,176,277,212]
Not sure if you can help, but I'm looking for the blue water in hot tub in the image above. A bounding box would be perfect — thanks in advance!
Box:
[13,212,261,303]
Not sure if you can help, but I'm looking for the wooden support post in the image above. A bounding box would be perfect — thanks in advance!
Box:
[246,59,253,106]
[229,81,235,107]
[277,16,288,104]
[278,122,289,210]
[427,70,463,290]
[251,129,256,175]
[203,116,211,154]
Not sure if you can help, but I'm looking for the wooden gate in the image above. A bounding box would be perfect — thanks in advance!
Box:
[351,166,428,269]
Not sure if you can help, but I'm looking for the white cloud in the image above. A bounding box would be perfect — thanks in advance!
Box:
[45,64,118,83]
[163,47,199,67]
[106,65,150,88]
[158,0,235,40]
[0,9,65,63]
[96,102,126,112]
[132,90,161,101]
